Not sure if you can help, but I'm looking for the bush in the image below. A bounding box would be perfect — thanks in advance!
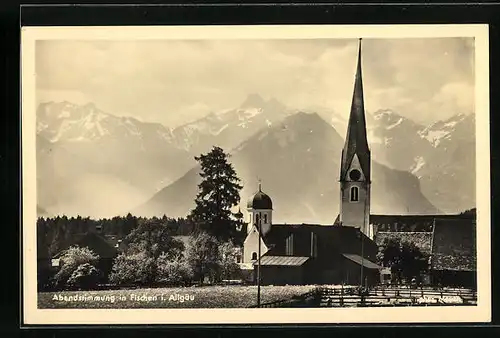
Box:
[67,263,101,290]
[156,253,193,286]
[185,232,242,284]
[218,241,242,281]
[53,246,99,289]
[109,252,155,286]
[186,232,221,284]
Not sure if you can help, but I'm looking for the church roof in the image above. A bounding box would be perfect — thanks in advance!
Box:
[255,255,310,266]
[342,253,382,270]
[430,218,476,271]
[370,213,474,232]
[375,231,434,255]
[340,39,371,182]
[247,184,273,210]
[262,224,376,256]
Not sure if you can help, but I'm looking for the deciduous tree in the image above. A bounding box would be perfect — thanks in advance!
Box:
[53,246,100,288]
[377,238,428,284]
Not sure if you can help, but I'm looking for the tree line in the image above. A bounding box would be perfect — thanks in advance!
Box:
[38,146,248,291]
[37,214,196,258]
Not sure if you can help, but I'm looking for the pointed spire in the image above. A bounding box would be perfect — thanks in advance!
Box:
[258,178,262,192]
[340,38,371,182]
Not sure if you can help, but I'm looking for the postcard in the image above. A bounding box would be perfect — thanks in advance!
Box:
[21,24,491,325]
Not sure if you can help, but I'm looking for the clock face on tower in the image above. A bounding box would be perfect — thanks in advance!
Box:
[349,169,361,181]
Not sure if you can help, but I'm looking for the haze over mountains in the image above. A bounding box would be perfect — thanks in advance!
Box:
[36,95,475,221]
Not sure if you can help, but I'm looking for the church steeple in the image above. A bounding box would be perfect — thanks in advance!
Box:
[338,38,372,238]
[340,38,371,183]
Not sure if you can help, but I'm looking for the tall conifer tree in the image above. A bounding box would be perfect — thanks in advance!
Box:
[189,146,243,242]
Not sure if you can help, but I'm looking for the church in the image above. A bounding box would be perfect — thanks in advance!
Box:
[240,39,477,288]
[240,39,381,287]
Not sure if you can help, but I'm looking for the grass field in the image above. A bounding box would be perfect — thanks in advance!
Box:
[38,285,317,309]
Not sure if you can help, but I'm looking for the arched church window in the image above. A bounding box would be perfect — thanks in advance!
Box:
[255,213,260,225]
[251,252,257,260]
[350,186,359,202]
[264,214,268,223]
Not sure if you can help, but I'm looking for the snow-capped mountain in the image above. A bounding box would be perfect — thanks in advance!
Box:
[36,101,194,218]
[36,98,475,219]
[324,108,475,213]
[416,113,476,213]
[37,101,176,144]
[169,94,293,155]
[366,109,436,173]
[136,111,439,223]
[418,113,473,148]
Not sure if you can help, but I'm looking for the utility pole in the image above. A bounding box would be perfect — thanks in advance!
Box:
[360,227,364,291]
[257,213,262,307]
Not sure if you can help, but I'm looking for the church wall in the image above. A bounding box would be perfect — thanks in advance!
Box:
[243,227,268,263]
[259,265,305,286]
[340,181,370,231]
[307,254,343,285]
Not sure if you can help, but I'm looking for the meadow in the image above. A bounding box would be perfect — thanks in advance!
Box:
[38,285,317,309]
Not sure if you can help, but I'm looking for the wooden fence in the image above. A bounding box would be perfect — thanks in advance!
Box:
[318,285,477,307]
[249,285,477,308]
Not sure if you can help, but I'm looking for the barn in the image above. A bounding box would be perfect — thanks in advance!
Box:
[371,213,477,287]
[430,218,476,288]
[52,231,119,284]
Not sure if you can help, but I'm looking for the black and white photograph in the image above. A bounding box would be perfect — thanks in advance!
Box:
[21,24,491,324]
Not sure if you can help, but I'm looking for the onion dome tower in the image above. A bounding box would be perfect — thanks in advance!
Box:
[246,182,273,236]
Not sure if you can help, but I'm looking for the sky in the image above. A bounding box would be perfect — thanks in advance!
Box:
[36,37,475,127]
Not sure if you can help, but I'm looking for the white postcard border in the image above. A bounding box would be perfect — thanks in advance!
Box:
[21,24,491,325]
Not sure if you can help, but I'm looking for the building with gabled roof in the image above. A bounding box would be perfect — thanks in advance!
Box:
[51,230,120,284]
[429,218,476,287]
[243,220,381,286]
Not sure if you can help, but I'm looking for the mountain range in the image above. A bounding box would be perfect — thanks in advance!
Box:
[35,95,475,220]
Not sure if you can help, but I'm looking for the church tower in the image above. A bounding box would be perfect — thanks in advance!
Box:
[339,39,371,237]
[246,182,273,236]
